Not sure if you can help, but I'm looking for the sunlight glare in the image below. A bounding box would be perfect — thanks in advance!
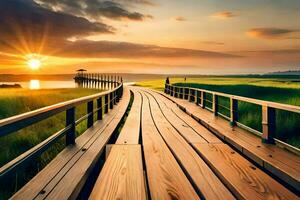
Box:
[28,58,41,70]
[29,80,40,90]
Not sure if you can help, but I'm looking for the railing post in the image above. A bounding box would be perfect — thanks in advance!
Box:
[262,105,276,144]
[97,97,103,120]
[230,98,238,126]
[196,90,200,104]
[116,88,120,102]
[87,101,94,128]
[110,92,113,109]
[164,84,167,94]
[179,88,182,99]
[105,94,109,113]
[116,90,120,102]
[173,86,175,97]
[114,91,117,105]
[172,86,174,97]
[191,89,194,102]
[201,91,206,108]
[66,107,75,145]
[212,94,218,115]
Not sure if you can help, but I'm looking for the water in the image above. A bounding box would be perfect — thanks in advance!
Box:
[0,80,136,90]
[0,80,76,89]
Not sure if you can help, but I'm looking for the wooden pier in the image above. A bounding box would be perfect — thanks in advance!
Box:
[0,75,299,200]
[74,71,122,90]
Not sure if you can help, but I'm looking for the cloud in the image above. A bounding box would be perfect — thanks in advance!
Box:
[247,28,299,39]
[34,0,153,21]
[172,16,187,22]
[0,0,114,54]
[0,0,234,61]
[211,11,236,19]
[115,0,156,6]
[201,41,225,45]
[56,40,237,59]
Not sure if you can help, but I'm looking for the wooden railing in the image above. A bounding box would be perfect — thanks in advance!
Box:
[165,83,300,152]
[0,75,123,181]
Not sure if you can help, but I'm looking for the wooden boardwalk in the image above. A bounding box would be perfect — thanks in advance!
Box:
[5,84,300,199]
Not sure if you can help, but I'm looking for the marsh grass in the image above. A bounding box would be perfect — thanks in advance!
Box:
[136,77,300,148]
[0,88,100,199]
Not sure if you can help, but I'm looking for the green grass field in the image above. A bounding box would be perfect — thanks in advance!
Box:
[0,88,100,199]
[136,77,300,148]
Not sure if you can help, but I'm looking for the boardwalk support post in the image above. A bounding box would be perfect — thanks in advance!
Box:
[66,107,75,145]
[87,101,94,128]
[201,91,206,108]
[196,90,200,105]
[97,97,103,120]
[213,94,218,116]
[230,98,238,126]
[110,92,114,109]
[114,91,117,105]
[262,105,276,144]
[105,94,109,113]
[165,77,170,94]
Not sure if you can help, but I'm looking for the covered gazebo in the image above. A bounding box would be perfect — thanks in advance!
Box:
[76,69,87,78]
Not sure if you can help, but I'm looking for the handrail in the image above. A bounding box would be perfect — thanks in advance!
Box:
[164,82,300,153]
[0,83,122,136]
[166,84,300,113]
[0,74,124,181]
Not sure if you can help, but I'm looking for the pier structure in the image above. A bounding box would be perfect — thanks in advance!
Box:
[74,69,122,90]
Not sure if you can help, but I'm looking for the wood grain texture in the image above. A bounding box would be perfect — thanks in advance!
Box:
[193,143,299,200]
[43,89,131,200]
[158,90,300,192]
[140,91,200,200]
[11,88,131,200]
[116,89,142,144]
[147,90,222,144]
[89,145,146,200]
[143,92,235,200]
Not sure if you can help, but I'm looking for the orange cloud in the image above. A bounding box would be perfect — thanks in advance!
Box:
[247,28,299,39]
[172,16,187,21]
[211,11,236,19]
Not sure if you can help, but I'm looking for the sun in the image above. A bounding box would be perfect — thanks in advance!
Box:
[27,58,41,70]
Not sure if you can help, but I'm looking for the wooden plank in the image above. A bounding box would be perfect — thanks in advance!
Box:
[12,113,118,200]
[116,89,142,144]
[144,92,235,200]
[193,143,299,200]
[148,90,222,143]
[41,89,131,200]
[159,90,300,192]
[89,145,146,200]
[140,91,199,200]
[11,88,131,200]
[144,90,207,144]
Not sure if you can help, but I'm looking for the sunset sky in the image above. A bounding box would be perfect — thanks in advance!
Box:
[0,0,300,74]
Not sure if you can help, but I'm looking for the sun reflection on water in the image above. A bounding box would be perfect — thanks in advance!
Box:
[29,80,40,90]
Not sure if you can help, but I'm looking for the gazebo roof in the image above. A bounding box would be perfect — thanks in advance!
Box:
[77,69,87,72]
